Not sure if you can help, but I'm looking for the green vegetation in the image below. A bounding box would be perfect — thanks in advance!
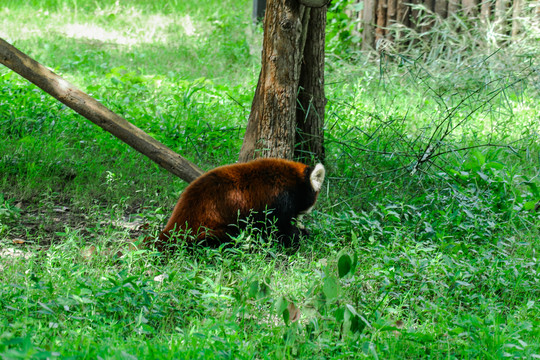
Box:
[1,0,539,358]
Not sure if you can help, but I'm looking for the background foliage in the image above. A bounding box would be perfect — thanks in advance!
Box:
[0,0,539,358]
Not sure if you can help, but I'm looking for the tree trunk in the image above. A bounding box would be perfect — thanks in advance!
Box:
[511,0,522,38]
[253,0,267,22]
[386,0,398,40]
[0,38,204,183]
[239,0,303,162]
[396,0,410,27]
[494,0,508,34]
[480,0,492,20]
[422,0,436,33]
[362,0,377,50]
[376,0,388,41]
[356,0,526,49]
[239,0,326,163]
[295,5,326,162]
[447,0,460,15]
[409,0,422,26]
[434,0,448,17]
[462,0,478,16]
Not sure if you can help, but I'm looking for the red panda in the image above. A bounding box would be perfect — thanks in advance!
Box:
[147,158,325,251]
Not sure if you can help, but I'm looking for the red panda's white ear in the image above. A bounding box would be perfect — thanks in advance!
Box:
[310,163,325,192]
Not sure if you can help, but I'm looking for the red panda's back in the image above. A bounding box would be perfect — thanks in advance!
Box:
[157,158,311,245]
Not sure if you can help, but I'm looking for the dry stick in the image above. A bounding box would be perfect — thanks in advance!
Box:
[0,38,204,183]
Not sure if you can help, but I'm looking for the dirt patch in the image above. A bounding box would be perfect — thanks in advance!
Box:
[3,199,148,247]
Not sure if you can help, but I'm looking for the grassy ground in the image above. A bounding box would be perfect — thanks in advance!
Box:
[1,0,539,359]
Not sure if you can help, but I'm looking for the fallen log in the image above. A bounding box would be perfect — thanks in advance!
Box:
[0,38,203,183]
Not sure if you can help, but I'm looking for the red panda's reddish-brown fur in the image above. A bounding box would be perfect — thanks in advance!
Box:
[146,158,325,251]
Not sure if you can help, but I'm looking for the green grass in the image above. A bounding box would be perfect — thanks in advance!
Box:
[1,0,539,358]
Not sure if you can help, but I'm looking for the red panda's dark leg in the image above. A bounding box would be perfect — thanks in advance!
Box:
[273,216,305,248]
[268,190,307,247]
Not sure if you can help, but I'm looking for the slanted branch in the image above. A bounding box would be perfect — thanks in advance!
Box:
[0,38,203,183]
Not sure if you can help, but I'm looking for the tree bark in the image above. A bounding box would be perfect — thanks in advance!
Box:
[355,0,528,48]
[434,0,448,17]
[480,0,492,20]
[511,0,522,38]
[447,0,460,15]
[461,0,478,16]
[362,0,377,49]
[0,38,203,183]
[387,0,398,41]
[295,4,326,162]
[409,0,421,27]
[494,0,508,34]
[299,0,331,6]
[425,0,435,11]
[239,0,305,162]
[422,0,436,33]
[396,0,410,27]
[376,0,388,40]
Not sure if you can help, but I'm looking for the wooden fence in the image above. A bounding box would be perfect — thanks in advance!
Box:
[346,0,539,49]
